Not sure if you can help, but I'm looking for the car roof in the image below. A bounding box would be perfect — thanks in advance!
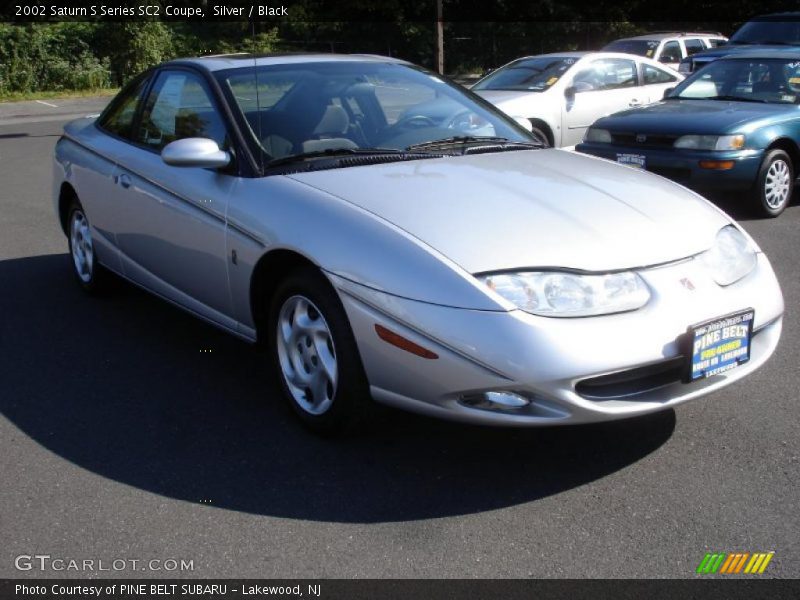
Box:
[164,53,409,72]
[507,51,677,63]
[614,32,725,41]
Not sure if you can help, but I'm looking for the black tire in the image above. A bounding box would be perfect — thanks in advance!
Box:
[267,266,372,435]
[529,125,550,147]
[66,198,110,293]
[753,149,793,218]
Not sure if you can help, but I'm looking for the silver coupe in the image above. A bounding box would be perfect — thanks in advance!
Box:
[53,54,784,434]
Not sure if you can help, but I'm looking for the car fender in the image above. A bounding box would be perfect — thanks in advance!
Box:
[224,174,511,330]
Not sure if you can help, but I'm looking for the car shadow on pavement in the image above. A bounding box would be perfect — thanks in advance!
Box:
[0,254,676,523]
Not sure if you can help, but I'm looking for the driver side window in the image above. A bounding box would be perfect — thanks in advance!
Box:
[573,59,638,92]
[137,71,228,151]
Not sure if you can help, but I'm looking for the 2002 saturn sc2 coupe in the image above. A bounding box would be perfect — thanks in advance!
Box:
[53,54,784,434]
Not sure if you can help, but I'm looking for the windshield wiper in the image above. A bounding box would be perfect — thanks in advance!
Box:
[267,147,419,168]
[405,136,544,152]
[706,95,769,103]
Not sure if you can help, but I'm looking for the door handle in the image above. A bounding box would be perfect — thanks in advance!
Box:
[116,173,132,189]
[629,99,642,107]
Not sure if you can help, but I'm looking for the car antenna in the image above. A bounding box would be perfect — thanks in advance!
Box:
[251,18,264,173]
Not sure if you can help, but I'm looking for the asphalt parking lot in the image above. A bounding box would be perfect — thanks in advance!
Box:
[0,97,798,579]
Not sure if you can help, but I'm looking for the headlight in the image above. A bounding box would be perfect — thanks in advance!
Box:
[478,271,650,317]
[674,134,745,150]
[699,225,757,286]
[584,127,613,143]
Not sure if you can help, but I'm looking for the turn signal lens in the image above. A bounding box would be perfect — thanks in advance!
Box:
[375,324,438,359]
[699,160,735,170]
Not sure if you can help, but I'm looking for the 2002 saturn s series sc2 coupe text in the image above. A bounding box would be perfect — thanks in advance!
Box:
[53,54,784,434]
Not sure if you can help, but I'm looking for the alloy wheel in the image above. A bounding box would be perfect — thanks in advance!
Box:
[275,295,338,415]
[764,158,791,210]
[70,210,94,283]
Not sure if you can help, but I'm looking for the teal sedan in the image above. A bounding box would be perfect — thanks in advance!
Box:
[577,51,800,217]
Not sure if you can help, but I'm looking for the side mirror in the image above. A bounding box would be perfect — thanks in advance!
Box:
[663,87,675,99]
[565,81,593,98]
[161,138,231,169]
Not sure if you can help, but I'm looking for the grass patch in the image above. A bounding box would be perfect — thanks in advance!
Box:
[0,88,119,103]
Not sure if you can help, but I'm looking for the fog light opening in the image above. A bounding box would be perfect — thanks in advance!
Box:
[460,391,531,411]
[699,160,735,170]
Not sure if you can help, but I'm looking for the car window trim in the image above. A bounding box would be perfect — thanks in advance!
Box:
[100,64,256,178]
[96,71,153,142]
[135,67,230,154]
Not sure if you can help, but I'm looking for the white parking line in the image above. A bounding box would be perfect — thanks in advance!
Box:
[35,100,58,108]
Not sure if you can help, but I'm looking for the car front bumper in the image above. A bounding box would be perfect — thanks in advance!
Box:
[329,252,783,426]
[575,143,763,194]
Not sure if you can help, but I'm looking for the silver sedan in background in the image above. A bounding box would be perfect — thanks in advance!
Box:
[53,54,782,434]
[473,51,683,147]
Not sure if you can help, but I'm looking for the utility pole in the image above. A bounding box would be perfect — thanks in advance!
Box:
[435,0,444,74]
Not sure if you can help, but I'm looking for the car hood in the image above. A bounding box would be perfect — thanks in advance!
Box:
[594,99,797,135]
[287,150,729,274]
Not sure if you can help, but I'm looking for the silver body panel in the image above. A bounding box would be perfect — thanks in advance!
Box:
[53,57,783,427]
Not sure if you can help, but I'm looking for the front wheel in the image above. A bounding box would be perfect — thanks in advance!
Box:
[67,199,109,293]
[268,266,372,435]
[754,149,793,217]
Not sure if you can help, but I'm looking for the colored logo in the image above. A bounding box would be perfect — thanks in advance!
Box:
[696,552,774,574]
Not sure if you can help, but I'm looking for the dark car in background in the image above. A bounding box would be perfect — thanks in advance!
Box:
[577,51,800,217]
[679,12,800,74]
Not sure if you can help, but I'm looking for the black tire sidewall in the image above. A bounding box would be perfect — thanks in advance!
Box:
[755,149,793,217]
[530,126,550,147]
[267,267,370,434]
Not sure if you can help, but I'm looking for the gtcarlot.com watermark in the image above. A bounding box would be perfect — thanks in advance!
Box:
[14,554,194,572]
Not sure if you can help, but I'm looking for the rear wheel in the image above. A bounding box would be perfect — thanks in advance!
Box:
[754,149,793,217]
[268,266,371,435]
[67,199,109,293]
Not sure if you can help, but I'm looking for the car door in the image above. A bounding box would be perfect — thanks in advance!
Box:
[657,40,683,71]
[74,76,150,274]
[638,61,682,103]
[111,68,238,325]
[561,57,640,147]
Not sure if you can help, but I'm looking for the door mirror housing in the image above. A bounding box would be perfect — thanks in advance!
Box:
[161,138,231,169]
[663,87,675,99]
[565,81,594,99]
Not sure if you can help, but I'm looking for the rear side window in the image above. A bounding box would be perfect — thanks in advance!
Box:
[684,39,706,56]
[137,70,228,151]
[642,64,679,85]
[98,77,148,140]
[707,38,725,48]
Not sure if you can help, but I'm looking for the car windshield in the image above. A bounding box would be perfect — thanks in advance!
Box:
[603,40,658,58]
[472,56,578,91]
[729,20,800,45]
[671,57,800,104]
[214,60,536,171]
